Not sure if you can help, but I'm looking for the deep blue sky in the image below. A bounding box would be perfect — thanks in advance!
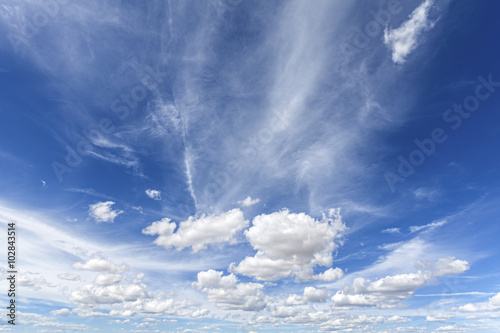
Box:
[1,0,500,332]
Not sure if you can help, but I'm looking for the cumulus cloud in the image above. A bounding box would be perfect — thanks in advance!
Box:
[230,208,346,281]
[332,257,469,308]
[456,292,500,312]
[142,208,248,252]
[94,273,122,286]
[314,267,344,281]
[284,286,330,306]
[70,283,148,304]
[192,270,267,311]
[88,201,123,223]
[72,258,129,274]
[145,189,162,200]
[384,0,436,64]
[237,196,260,207]
[50,308,72,317]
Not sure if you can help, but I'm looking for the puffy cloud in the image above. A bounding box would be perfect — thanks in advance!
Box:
[284,287,330,306]
[456,292,500,312]
[314,267,344,282]
[94,273,122,286]
[332,257,469,308]
[142,208,248,252]
[70,283,148,304]
[230,209,346,281]
[88,201,123,223]
[145,189,162,200]
[192,270,267,311]
[72,258,129,274]
[237,196,260,207]
[50,308,72,317]
[384,0,435,64]
[432,257,470,276]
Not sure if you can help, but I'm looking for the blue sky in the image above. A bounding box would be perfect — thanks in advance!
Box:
[1,0,500,332]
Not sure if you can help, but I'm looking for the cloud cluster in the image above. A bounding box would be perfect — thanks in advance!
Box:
[456,292,500,312]
[142,208,248,252]
[332,257,469,308]
[230,209,346,281]
[192,270,267,311]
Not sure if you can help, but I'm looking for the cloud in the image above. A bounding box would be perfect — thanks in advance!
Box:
[192,270,267,311]
[382,227,401,234]
[50,308,72,317]
[384,0,436,64]
[142,208,248,252]
[314,267,344,282]
[88,201,123,223]
[57,273,81,281]
[456,292,500,312]
[284,286,330,306]
[94,273,122,286]
[426,314,454,322]
[237,196,260,207]
[409,220,447,233]
[332,257,469,308]
[70,283,148,304]
[145,189,162,200]
[72,258,129,274]
[230,209,346,281]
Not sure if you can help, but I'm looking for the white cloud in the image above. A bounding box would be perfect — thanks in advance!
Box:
[70,283,148,304]
[332,257,469,308]
[314,267,344,281]
[384,0,436,64]
[382,227,401,234]
[237,196,260,207]
[303,286,330,302]
[72,258,129,274]
[230,209,346,281]
[456,292,500,312]
[284,286,330,306]
[426,314,454,322]
[145,188,162,200]
[50,308,72,317]
[88,201,123,223]
[142,208,248,252]
[414,187,441,200]
[94,273,122,286]
[57,273,81,281]
[192,270,267,311]
[410,220,447,233]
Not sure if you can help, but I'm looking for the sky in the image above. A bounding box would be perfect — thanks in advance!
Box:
[1,0,500,332]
